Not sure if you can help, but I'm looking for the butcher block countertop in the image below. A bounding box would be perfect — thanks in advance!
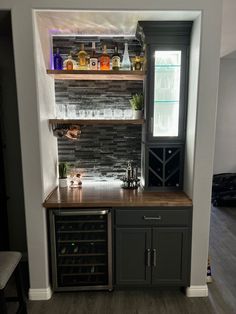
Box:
[43,181,192,208]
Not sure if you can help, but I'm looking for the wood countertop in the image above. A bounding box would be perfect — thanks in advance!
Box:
[43,182,192,208]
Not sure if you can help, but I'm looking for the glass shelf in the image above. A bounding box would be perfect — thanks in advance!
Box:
[153,50,181,138]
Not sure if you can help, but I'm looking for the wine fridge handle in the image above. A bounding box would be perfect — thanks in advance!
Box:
[56,210,109,216]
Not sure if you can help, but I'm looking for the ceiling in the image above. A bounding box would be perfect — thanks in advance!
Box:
[36,10,200,36]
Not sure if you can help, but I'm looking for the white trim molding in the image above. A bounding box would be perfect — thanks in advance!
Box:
[186,285,208,297]
[28,286,52,300]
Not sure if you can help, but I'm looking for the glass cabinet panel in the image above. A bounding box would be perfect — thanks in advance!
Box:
[153,51,181,137]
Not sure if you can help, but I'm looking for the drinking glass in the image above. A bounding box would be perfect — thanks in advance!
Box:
[85,110,93,119]
[67,105,77,119]
[124,109,133,119]
[56,104,66,119]
[93,110,100,119]
[104,108,112,119]
[113,109,123,118]
[78,110,85,119]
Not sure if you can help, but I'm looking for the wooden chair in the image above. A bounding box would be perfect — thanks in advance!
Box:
[0,252,27,313]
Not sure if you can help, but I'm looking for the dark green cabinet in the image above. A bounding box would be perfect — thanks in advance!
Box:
[151,227,189,285]
[115,207,192,287]
[116,228,151,285]
[136,21,192,190]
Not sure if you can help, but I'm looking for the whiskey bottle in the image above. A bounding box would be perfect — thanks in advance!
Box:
[133,55,142,71]
[77,43,88,70]
[89,42,98,70]
[121,42,131,71]
[53,48,63,70]
[100,45,110,70]
[112,44,120,70]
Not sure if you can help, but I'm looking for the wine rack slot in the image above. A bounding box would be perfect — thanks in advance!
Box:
[49,209,112,291]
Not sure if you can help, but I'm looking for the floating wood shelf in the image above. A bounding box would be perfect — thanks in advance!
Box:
[46,69,145,81]
[49,119,145,126]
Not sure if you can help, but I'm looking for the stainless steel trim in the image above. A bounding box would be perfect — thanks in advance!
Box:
[152,249,157,267]
[57,210,108,216]
[49,211,59,290]
[50,208,112,291]
[143,215,162,220]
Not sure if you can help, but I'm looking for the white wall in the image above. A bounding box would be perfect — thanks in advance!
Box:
[214,58,236,173]
[0,0,222,299]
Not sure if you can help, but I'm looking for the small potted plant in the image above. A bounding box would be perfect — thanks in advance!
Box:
[58,162,68,188]
[129,93,144,119]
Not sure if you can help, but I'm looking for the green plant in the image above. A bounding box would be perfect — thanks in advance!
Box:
[59,162,68,179]
[129,93,144,111]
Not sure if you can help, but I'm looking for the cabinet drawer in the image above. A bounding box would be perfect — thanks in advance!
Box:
[116,208,191,226]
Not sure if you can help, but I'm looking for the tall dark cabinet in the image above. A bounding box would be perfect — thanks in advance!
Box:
[137,21,192,190]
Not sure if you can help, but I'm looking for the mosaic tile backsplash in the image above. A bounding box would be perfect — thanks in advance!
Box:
[56,80,143,179]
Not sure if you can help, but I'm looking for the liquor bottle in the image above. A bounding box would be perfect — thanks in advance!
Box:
[89,42,98,70]
[77,43,88,70]
[133,55,142,71]
[63,52,77,70]
[112,44,120,70]
[100,45,110,70]
[121,42,131,71]
[53,48,63,70]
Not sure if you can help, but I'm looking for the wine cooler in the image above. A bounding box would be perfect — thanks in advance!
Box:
[49,209,112,291]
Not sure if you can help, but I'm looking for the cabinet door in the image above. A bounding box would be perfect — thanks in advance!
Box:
[151,227,190,285]
[148,46,188,142]
[116,228,152,285]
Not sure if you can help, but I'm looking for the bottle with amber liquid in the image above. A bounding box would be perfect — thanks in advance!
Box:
[89,42,98,70]
[63,52,77,70]
[112,44,120,70]
[100,45,110,70]
[77,43,88,70]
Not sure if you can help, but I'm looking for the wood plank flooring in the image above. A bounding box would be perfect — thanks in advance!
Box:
[9,206,236,314]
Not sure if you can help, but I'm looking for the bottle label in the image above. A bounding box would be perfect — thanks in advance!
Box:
[112,56,120,69]
[66,61,73,70]
[90,58,98,70]
[100,56,110,70]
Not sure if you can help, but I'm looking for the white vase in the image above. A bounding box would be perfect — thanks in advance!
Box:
[59,178,68,188]
[133,110,142,119]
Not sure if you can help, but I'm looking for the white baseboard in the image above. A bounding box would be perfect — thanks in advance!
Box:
[186,285,208,297]
[28,286,52,300]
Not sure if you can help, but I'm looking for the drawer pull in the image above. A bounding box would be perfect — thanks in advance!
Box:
[143,216,162,221]
[146,249,151,267]
[152,249,157,267]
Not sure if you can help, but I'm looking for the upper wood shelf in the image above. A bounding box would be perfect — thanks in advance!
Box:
[46,69,145,81]
[49,119,145,125]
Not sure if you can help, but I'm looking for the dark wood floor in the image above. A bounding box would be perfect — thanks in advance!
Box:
[8,206,236,314]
